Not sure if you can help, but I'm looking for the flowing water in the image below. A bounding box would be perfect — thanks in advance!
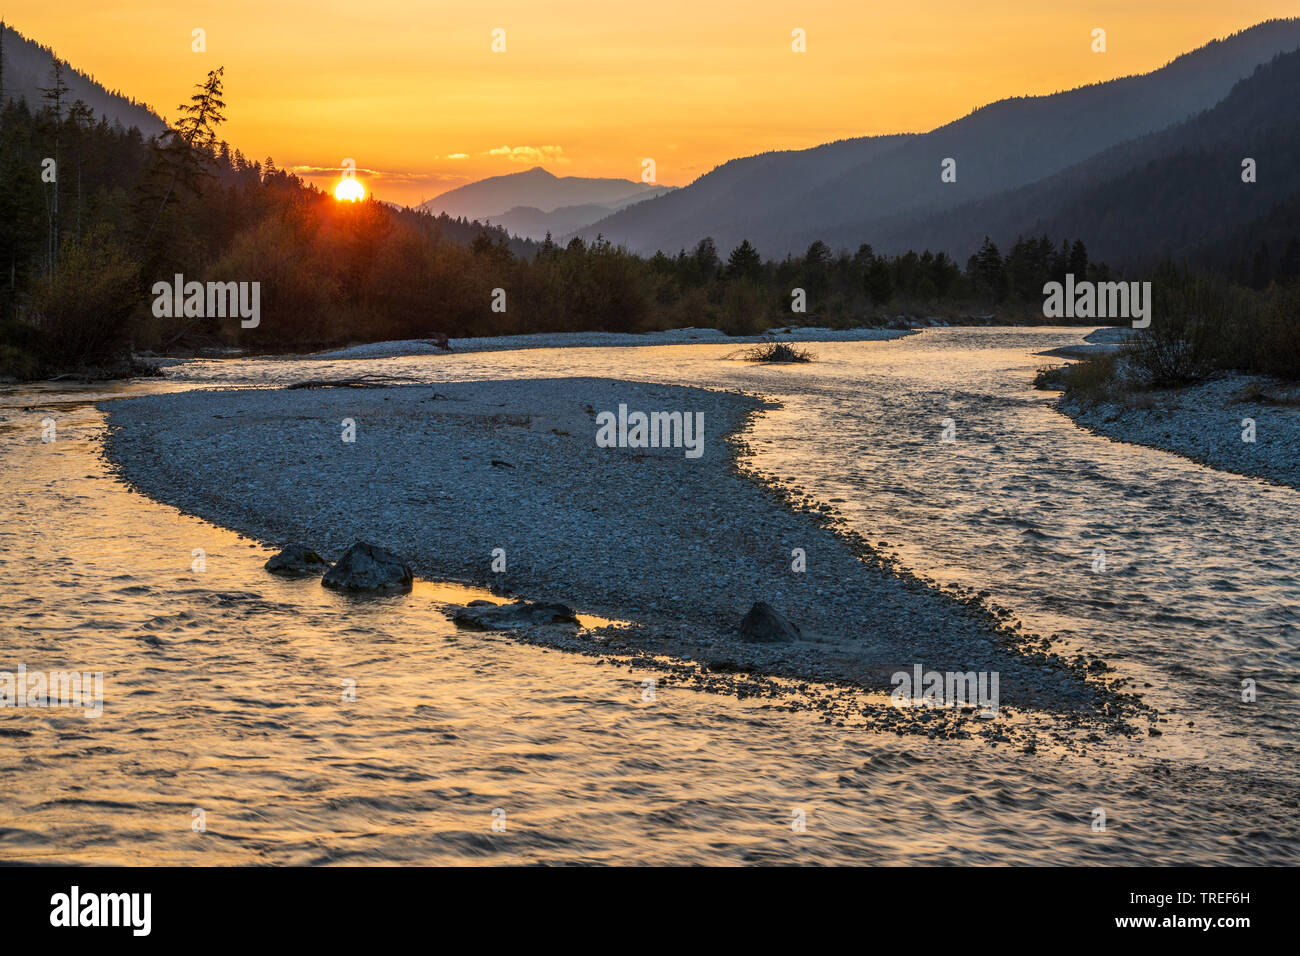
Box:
[1,328,1296,864]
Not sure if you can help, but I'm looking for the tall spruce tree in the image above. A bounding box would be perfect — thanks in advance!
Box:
[727,239,762,283]
[140,67,226,247]
[38,60,69,273]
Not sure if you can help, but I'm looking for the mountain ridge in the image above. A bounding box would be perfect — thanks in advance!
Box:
[0,21,165,135]
[417,166,674,235]
[577,17,1300,261]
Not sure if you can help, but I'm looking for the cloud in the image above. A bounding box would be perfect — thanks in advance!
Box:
[290,164,372,177]
[289,164,447,184]
[444,153,470,160]
[486,145,568,165]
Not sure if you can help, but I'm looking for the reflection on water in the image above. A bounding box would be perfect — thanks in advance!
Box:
[1,328,1297,863]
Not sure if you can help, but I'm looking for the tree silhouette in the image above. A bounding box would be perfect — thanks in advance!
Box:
[140,66,227,247]
[38,60,69,273]
[726,239,762,283]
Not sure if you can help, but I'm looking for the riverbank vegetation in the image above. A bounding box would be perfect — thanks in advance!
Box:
[1040,267,1300,404]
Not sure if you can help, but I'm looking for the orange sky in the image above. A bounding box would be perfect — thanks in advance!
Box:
[6,1,1297,206]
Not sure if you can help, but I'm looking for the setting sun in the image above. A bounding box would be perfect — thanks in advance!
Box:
[334,178,364,202]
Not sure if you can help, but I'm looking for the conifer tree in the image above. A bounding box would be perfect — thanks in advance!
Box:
[140,67,226,246]
[39,60,69,272]
[727,239,762,283]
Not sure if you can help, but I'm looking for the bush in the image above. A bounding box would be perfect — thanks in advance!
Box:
[28,226,141,369]
[1035,353,1119,401]
[1125,330,1205,387]
[1123,271,1230,386]
[1255,284,1300,379]
[715,280,768,336]
[730,341,815,363]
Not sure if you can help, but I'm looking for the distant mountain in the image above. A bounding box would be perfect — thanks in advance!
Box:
[885,47,1300,269]
[578,134,913,255]
[489,197,682,241]
[0,21,165,135]
[417,167,673,238]
[580,18,1300,262]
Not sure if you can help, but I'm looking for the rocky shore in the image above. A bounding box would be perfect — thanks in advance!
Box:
[102,376,1143,739]
[1056,374,1300,490]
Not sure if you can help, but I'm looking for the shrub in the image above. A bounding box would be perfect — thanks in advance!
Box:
[1125,329,1205,387]
[1035,352,1118,400]
[730,341,815,363]
[1255,284,1300,380]
[28,226,141,369]
[1123,271,1231,386]
[716,281,768,336]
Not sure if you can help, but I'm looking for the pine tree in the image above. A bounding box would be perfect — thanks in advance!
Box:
[865,256,893,305]
[968,236,1005,302]
[804,240,831,268]
[39,60,70,274]
[67,100,93,245]
[140,67,227,246]
[691,237,719,282]
[726,239,762,283]
[802,240,832,297]
[1069,239,1089,278]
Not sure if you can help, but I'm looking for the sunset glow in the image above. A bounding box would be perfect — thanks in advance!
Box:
[4,1,1297,205]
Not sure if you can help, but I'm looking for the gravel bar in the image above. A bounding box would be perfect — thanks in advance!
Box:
[103,377,1129,716]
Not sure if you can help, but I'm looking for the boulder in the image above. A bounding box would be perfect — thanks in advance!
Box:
[264,545,329,577]
[321,542,413,593]
[739,601,801,642]
[452,600,579,630]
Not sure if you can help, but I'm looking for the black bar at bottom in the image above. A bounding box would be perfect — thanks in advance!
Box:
[0,866,1275,942]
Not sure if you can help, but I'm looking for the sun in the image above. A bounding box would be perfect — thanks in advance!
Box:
[334,178,364,202]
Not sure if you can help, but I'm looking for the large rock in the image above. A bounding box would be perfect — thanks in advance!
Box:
[738,601,801,642]
[321,542,413,593]
[264,545,329,577]
[452,600,579,630]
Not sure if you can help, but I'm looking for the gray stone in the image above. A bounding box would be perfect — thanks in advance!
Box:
[265,545,329,577]
[321,542,413,592]
[452,600,579,630]
[739,601,801,642]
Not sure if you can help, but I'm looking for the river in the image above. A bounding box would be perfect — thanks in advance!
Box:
[1,327,1295,863]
